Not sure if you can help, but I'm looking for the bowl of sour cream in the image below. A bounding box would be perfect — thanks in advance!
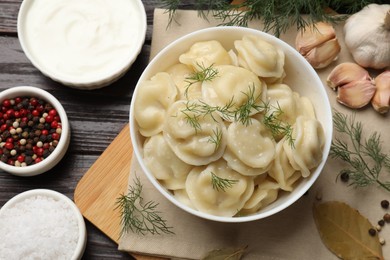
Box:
[17,0,147,89]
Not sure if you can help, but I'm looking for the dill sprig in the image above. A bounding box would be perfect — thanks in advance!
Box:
[210,172,239,192]
[115,176,175,236]
[262,102,295,147]
[159,0,376,37]
[184,63,219,98]
[208,128,223,152]
[330,111,390,192]
[180,85,295,146]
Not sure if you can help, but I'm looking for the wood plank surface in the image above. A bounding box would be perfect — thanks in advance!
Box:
[74,124,132,244]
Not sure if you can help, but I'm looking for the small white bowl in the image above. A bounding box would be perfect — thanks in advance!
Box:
[0,86,70,176]
[17,0,147,90]
[130,27,333,223]
[0,189,87,260]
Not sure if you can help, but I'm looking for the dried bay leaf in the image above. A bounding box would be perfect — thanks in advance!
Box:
[313,201,383,260]
[201,246,247,260]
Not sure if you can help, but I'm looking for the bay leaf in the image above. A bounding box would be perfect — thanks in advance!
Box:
[201,246,247,260]
[313,201,383,260]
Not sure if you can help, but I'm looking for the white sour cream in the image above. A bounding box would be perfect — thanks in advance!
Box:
[21,0,144,83]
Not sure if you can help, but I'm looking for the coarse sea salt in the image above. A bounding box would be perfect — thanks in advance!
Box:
[0,195,79,259]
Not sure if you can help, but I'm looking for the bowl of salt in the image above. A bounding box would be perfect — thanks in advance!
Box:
[0,189,87,259]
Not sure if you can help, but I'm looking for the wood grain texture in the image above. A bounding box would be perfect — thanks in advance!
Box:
[0,0,195,259]
[74,124,132,244]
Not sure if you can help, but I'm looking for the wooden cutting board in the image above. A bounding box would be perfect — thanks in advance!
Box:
[74,124,163,260]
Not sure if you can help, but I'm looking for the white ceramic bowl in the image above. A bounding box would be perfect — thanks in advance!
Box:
[17,0,147,90]
[130,27,333,223]
[0,86,70,176]
[0,189,87,260]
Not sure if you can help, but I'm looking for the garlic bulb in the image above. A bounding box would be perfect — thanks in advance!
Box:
[327,62,376,109]
[296,22,341,69]
[344,4,390,69]
[371,71,390,114]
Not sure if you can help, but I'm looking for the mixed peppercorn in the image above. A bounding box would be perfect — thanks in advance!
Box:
[0,96,62,167]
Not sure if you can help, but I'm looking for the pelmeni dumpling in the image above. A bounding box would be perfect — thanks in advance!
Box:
[163,100,227,166]
[294,94,316,119]
[202,65,265,119]
[134,72,178,137]
[266,83,300,126]
[165,63,202,100]
[223,147,269,177]
[268,140,302,191]
[223,118,275,176]
[240,178,280,215]
[179,40,232,71]
[266,84,316,135]
[173,189,194,209]
[234,35,285,79]
[143,134,192,190]
[284,116,325,178]
[185,159,254,217]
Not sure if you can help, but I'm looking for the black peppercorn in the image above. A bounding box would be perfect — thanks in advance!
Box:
[368,228,376,236]
[378,219,385,227]
[340,170,349,182]
[380,200,389,209]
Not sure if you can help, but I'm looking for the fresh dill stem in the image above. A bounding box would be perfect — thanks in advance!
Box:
[181,85,295,147]
[159,0,375,37]
[182,102,203,133]
[210,172,239,192]
[262,102,295,147]
[207,128,223,151]
[234,84,264,126]
[184,63,219,98]
[115,176,175,236]
[330,111,390,192]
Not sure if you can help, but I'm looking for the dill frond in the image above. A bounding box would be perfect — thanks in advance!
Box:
[262,102,295,147]
[330,110,390,192]
[210,172,239,192]
[115,176,175,236]
[208,128,223,151]
[184,63,219,98]
[159,0,376,37]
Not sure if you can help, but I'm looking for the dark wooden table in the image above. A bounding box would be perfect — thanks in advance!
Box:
[0,0,197,259]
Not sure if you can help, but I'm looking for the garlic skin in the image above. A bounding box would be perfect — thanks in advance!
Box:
[344,4,390,70]
[326,62,376,109]
[327,62,371,90]
[296,22,341,69]
[372,71,390,114]
[337,80,376,109]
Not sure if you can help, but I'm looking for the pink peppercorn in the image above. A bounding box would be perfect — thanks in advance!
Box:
[4,142,13,150]
[17,155,25,163]
[32,110,40,117]
[45,115,54,123]
[2,99,11,107]
[49,109,57,116]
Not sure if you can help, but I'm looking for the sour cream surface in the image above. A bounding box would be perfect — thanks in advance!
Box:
[21,0,143,83]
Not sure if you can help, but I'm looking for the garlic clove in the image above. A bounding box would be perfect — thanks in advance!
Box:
[372,70,390,114]
[304,38,341,69]
[337,80,376,109]
[296,22,337,56]
[327,62,372,90]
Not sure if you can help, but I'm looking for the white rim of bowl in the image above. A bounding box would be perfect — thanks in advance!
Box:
[17,0,147,88]
[0,189,87,260]
[0,86,70,176]
[130,26,333,223]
